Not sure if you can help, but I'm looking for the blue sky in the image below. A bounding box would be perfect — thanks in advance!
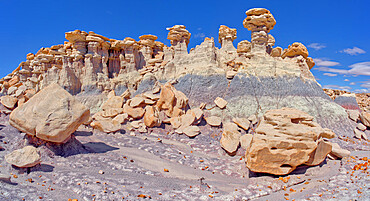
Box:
[0,0,369,92]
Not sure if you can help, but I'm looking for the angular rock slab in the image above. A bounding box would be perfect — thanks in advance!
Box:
[220,122,241,154]
[9,84,90,143]
[5,146,41,168]
[245,107,336,175]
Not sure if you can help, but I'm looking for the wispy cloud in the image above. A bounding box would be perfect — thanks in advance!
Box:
[308,43,326,50]
[316,67,348,74]
[340,47,366,55]
[316,61,370,76]
[323,73,337,77]
[348,62,370,76]
[194,33,205,38]
[344,79,349,81]
[324,85,351,91]
[360,80,370,89]
[350,82,356,85]
[313,58,340,67]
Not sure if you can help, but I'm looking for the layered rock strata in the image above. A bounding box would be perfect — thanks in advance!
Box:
[0,8,354,138]
[245,108,336,175]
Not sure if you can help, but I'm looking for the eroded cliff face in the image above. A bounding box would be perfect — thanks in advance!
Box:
[0,8,353,136]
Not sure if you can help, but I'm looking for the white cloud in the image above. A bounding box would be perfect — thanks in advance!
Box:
[323,73,337,77]
[308,43,326,50]
[316,66,348,74]
[313,58,340,67]
[194,33,205,38]
[316,61,370,76]
[323,85,351,91]
[350,82,356,85]
[348,62,370,76]
[344,79,349,81]
[340,47,366,55]
[354,89,370,93]
[360,80,370,89]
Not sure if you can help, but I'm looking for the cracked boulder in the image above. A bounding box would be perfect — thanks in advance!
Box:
[245,107,336,175]
[9,84,90,143]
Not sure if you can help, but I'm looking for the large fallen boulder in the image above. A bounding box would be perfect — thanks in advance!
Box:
[5,146,41,168]
[245,108,336,175]
[9,84,90,143]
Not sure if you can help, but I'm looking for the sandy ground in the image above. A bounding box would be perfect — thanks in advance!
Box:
[0,114,369,201]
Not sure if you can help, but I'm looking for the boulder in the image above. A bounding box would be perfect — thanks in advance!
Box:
[220,122,241,154]
[360,112,370,127]
[240,134,253,150]
[5,146,41,168]
[329,142,350,159]
[245,108,336,175]
[354,128,366,140]
[205,116,222,126]
[130,97,145,107]
[101,96,124,110]
[143,106,161,128]
[9,84,90,143]
[0,95,18,109]
[91,119,121,133]
[357,123,367,131]
[233,117,250,130]
[182,126,200,137]
[123,101,145,119]
[214,97,228,109]
[347,109,360,122]
[113,113,128,124]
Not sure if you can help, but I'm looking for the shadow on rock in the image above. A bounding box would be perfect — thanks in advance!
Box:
[83,142,119,153]
[31,164,55,173]
[74,131,93,136]
[248,159,328,178]
[27,135,90,157]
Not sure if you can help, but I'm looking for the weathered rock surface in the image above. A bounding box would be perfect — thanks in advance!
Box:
[360,112,370,127]
[245,108,336,175]
[0,95,18,109]
[9,84,90,143]
[5,146,41,168]
[220,122,241,154]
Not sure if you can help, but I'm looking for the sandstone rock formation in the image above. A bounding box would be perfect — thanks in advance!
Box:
[245,108,336,175]
[243,8,276,54]
[9,84,90,143]
[0,8,354,145]
[5,146,41,168]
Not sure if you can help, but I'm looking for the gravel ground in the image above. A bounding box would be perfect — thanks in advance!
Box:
[0,114,369,201]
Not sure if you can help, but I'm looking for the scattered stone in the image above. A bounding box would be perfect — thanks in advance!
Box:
[98,170,104,174]
[214,97,227,109]
[354,128,365,139]
[329,142,350,159]
[360,111,370,127]
[0,174,11,184]
[220,122,241,154]
[248,114,258,125]
[357,123,367,131]
[101,96,124,110]
[182,126,200,137]
[123,102,145,119]
[205,116,222,127]
[5,146,41,168]
[0,95,18,109]
[239,134,253,150]
[91,119,121,133]
[130,97,145,107]
[143,106,161,128]
[347,110,360,122]
[112,113,128,124]
[232,117,250,130]
[9,84,90,143]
